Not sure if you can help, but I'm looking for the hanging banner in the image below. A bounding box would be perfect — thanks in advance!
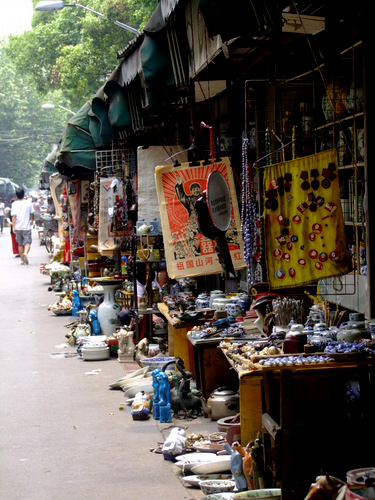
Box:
[155,157,245,279]
[98,178,123,252]
[263,149,352,289]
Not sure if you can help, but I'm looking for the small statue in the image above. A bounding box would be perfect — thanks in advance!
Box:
[224,442,248,492]
[117,328,135,363]
[89,308,101,335]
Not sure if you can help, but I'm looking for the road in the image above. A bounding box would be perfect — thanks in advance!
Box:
[0,228,214,499]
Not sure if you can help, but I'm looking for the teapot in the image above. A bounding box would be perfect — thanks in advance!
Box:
[137,223,154,235]
[200,387,239,420]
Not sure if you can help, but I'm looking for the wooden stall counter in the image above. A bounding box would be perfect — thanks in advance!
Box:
[221,348,375,499]
[157,302,194,371]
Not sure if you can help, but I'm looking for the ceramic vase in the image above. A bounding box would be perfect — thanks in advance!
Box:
[97,279,122,336]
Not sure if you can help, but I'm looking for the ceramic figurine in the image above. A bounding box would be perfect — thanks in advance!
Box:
[224,443,247,491]
[71,290,82,317]
[158,371,171,423]
[232,441,254,489]
[89,308,101,336]
[151,368,161,419]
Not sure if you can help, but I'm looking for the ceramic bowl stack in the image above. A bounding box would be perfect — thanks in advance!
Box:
[81,340,110,361]
[199,479,236,496]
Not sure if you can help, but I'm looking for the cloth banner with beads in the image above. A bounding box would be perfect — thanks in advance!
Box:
[155,157,245,279]
[263,149,352,289]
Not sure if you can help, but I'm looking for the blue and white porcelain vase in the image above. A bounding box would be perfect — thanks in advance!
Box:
[96,279,122,336]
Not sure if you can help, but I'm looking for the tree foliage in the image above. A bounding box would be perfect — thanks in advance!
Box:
[0,0,157,187]
[0,46,71,187]
[4,0,157,109]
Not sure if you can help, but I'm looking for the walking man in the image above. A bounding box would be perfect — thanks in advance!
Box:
[0,198,5,233]
[11,188,34,265]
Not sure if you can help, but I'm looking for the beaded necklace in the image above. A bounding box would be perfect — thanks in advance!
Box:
[241,138,263,285]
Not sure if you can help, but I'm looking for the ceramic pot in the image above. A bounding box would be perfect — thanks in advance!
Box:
[148,218,159,235]
[196,293,210,309]
[210,290,225,308]
[213,298,231,311]
[96,279,122,336]
[225,302,243,318]
[238,294,251,313]
[148,343,160,358]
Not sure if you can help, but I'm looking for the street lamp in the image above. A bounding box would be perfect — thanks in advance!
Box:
[35,1,140,36]
[41,103,76,115]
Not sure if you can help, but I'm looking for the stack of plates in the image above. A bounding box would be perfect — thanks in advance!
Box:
[81,342,110,361]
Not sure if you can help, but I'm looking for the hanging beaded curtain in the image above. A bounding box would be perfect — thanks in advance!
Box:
[263,148,352,289]
[241,138,263,285]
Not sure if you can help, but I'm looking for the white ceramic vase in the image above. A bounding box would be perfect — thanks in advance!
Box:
[96,279,122,336]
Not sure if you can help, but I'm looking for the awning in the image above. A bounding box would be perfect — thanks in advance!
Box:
[55,102,97,178]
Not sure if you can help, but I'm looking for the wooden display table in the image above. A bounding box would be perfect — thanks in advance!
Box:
[223,350,375,499]
[187,336,239,399]
[157,302,195,371]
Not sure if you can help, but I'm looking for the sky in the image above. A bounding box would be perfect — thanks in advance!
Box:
[0,0,33,37]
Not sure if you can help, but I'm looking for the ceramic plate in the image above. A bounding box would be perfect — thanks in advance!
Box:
[190,456,231,475]
[176,452,217,462]
[231,489,281,499]
[193,442,225,453]
[181,474,233,488]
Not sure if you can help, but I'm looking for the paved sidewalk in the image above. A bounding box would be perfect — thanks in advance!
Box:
[0,229,217,500]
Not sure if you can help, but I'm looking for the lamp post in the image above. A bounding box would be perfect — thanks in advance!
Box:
[35,1,140,36]
[41,103,76,115]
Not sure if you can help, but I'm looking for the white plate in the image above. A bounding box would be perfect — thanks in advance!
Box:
[191,456,231,475]
[181,474,233,487]
[176,452,217,462]
[123,382,153,398]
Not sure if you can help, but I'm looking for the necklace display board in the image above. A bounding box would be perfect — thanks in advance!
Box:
[263,148,352,289]
[155,156,245,279]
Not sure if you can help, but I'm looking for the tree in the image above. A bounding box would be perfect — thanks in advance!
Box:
[0,46,69,187]
[4,0,157,109]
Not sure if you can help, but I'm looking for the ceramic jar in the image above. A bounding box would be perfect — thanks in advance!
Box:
[225,302,243,318]
[283,324,307,353]
[96,279,122,336]
[148,218,159,235]
[210,290,225,308]
[238,293,251,313]
[196,293,210,309]
[148,343,160,357]
[213,298,231,311]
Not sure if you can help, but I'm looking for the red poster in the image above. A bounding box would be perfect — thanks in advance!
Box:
[155,157,245,279]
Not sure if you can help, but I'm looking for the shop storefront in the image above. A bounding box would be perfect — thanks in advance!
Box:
[42,2,375,498]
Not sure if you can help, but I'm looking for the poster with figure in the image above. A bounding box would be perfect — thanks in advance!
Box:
[155,157,245,279]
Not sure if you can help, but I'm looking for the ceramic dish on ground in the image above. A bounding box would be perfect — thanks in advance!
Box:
[190,456,231,475]
[209,432,227,442]
[231,488,281,499]
[176,452,217,462]
[181,474,233,488]
[193,442,225,453]
[199,479,236,496]
[206,494,235,500]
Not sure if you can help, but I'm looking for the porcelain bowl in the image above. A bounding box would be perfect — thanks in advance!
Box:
[231,489,281,499]
[199,479,236,496]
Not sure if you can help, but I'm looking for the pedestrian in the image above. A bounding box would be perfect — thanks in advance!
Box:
[0,198,4,233]
[6,200,19,257]
[32,197,42,228]
[11,188,34,265]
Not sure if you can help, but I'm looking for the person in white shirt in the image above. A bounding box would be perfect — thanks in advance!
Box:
[11,188,34,265]
[0,199,5,233]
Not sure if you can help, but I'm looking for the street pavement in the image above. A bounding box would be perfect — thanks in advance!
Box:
[0,228,217,499]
